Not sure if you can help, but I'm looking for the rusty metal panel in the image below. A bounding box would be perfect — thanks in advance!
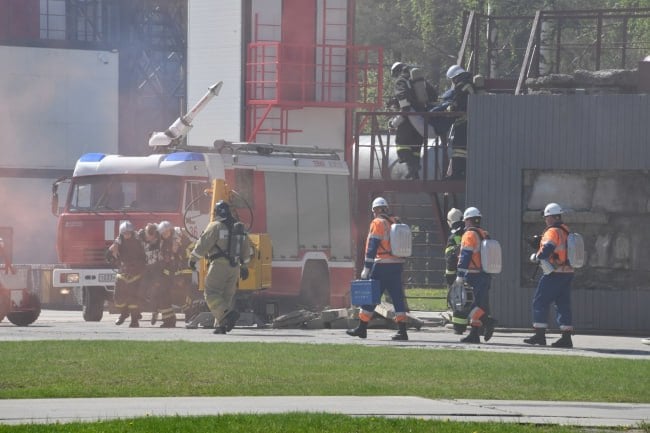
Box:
[467,94,650,332]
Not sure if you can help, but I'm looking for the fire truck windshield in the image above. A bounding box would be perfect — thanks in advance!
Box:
[67,174,182,213]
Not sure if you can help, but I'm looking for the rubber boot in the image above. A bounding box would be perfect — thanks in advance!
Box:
[213,326,227,334]
[523,328,546,346]
[460,326,480,343]
[482,316,497,342]
[405,161,421,180]
[391,322,409,341]
[451,311,468,335]
[159,315,176,328]
[115,311,129,326]
[223,310,240,333]
[129,311,140,328]
[551,331,573,348]
[346,320,368,339]
[452,324,467,335]
[150,312,158,325]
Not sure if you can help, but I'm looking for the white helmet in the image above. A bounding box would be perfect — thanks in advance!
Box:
[447,208,463,227]
[119,220,134,235]
[463,207,481,219]
[371,197,389,211]
[157,220,173,234]
[446,65,465,80]
[391,62,406,78]
[543,203,563,217]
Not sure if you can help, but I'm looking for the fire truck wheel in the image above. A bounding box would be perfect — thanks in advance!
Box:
[6,292,41,326]
[83,286,106,322]
[298,260,330,312]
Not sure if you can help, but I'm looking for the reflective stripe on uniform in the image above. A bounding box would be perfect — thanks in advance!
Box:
[451,148,467,158]
[116,273,142,284]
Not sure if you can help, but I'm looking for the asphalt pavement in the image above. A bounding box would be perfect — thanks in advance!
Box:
[0,309,648,427]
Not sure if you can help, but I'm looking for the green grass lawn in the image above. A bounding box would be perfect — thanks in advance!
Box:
[0,341,647,402]
[0,414,607,433]
[0,341,647,433]
[405,287,448,311]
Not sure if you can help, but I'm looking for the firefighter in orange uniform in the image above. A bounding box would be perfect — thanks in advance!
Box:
[107,221,146,327]
[346,197,409,341]
[453,207,496,343]
[524,202,574,348]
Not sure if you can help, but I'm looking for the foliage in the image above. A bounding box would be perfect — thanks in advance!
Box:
[355,0,650,92]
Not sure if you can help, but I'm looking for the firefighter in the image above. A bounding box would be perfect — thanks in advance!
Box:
[107,221,146,327]
[444,208,468,334]
[524,203,575,348]
[156,220,180,328]
[136,223,162,325]
[389,62,424,180]
[346,197,409,341]
[452,207,496,343]
[445,65,475,179]
[172,226,201,323]
[188,200,251,334]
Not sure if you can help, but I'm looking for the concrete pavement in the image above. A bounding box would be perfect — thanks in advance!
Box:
[0,397,648,427]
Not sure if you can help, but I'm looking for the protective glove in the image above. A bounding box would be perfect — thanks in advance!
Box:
[529,253,539,263]
[388,115,404,130]
[104,249,115,264]
[188,258,197,271]
[240,266,249,281]
[360,267,371,280]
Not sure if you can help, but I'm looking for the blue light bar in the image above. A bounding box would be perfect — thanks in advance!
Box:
[164,152,205,162]
[79,153,107,162]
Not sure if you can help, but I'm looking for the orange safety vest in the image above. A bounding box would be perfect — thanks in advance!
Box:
[539,224,573,272]
[459,227,488,273]
[365,215,403,263]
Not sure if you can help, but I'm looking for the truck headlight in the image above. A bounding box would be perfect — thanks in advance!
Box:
[59,273,80,284]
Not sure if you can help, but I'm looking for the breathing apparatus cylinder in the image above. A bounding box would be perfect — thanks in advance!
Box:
[229,222,247,266]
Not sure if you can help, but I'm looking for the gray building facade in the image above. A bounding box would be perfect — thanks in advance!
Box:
[467,94,650,334]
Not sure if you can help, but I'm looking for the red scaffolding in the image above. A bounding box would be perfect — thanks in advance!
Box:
[245,41,383,142]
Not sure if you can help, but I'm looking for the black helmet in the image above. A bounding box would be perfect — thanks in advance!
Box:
[391,62,407,78]
[213,200,232,222]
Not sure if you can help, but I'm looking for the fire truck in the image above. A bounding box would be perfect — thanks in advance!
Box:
[50,82,354,322]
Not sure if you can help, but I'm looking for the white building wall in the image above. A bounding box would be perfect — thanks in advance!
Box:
[187,2,244,147]
[0,46,118,264]
[287,108,346,151]
[188,0,349,152]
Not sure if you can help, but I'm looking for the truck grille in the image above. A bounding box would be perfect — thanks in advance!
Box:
[83,248,107,265]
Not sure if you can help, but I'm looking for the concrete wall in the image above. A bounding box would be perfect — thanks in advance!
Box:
[467,94,650,333]
[0,46,118,264]
[187,1,244,145]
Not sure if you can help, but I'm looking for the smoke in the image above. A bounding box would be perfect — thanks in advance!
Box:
[0,46,119,264]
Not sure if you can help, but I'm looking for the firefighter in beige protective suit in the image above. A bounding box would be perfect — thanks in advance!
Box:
[188,201,250,334]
